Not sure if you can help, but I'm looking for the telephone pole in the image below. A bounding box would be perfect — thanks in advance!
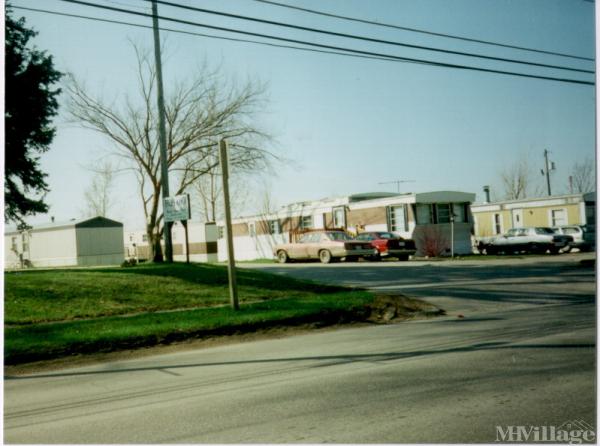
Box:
[541,149,555,197]
[151,0,173,262]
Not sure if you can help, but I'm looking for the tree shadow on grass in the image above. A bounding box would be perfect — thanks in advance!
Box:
[8,262,348,294]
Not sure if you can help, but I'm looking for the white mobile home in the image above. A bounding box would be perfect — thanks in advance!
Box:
[217,191,477,261]
[5,216,125,268]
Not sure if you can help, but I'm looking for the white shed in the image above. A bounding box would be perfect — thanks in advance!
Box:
[5,216,125,268]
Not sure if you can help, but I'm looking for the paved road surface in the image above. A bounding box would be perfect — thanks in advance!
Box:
[4,254,596,443]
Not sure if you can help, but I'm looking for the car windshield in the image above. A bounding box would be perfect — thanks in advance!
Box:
[535,227,555,235]
[326,232,353,241]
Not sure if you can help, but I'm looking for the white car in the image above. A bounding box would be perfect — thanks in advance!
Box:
[552,225,595,252]
[478,227,573,255]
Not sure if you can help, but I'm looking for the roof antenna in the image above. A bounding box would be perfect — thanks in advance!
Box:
[378,180,416,193]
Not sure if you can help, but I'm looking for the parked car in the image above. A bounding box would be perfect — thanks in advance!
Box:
[552,225,595,252]
[354,231,416,261]
[273,230,377,264]
[477,227,573,255]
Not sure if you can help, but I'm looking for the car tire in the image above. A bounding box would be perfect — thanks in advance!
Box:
[319,250,333,264]
[549,246,560,255]
[529,243,543,255]
[276,250,289,264]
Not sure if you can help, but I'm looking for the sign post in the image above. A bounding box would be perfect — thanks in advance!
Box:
[219,139,239,311]
[163,194,191,263]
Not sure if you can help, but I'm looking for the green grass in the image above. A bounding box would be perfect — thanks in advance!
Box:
[4,262,374,364]
[4,262,347,325]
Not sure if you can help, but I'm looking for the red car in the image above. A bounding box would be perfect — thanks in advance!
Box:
[354,231,416,261]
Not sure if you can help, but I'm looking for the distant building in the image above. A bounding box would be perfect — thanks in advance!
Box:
[471,192,596,238]
[216,191,477,260]
[124,221,218,263]
[4,216,125,268]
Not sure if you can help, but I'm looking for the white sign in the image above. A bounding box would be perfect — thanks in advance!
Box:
[164,195,191,222]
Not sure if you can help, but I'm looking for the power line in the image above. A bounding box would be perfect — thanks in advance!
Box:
[27,1,597,85]
[251,0,594,62]
[12,5,424,65]
[146,0,593,74]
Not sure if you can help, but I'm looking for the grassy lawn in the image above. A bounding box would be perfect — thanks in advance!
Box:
[4,263,376,364]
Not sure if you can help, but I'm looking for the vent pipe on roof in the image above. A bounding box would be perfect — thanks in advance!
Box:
[483,186,491,204]
[51,216,55,223]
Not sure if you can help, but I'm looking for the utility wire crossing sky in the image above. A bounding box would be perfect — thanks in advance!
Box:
[10,0,596,229]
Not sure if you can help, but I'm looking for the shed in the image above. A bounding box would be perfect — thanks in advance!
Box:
[5,216,125,268]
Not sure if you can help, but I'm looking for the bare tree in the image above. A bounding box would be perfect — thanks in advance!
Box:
[499,155,535,200]
[191,152,250,222]
[82,160,116,218]
[569,157,595,193]
[67,44,274,261]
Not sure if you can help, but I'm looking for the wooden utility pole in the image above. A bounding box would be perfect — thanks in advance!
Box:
[541,149,555,197]
[219,139,239,310]
[151,0,173,262]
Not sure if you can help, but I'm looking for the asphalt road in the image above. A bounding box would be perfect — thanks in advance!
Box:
[4,253,596,443]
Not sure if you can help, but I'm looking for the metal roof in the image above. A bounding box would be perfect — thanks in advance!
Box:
[5,216,123,234]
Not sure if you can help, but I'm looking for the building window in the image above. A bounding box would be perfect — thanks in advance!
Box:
[333,206,346,228]
[388,205,408,232]
[218,226,224,239]
[493,213,502,235]
[300,215,313,229]
[21,233,29,252]
[551,209,567,226]
[453,203,467,223]
[415,204,432,224]
[269,219,281,234]
[436,204,451,223]
[11,236,17,251]
[249,222,256,237]
[142,234,148,243]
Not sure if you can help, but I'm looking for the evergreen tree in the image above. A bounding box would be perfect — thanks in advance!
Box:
[5,6,62,226]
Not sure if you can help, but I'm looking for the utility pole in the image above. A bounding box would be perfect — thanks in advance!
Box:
[569,176,574,194]
[151,0,173,262]
[541,149,555,197]
[219,139,239,311]
[378,180,416,193]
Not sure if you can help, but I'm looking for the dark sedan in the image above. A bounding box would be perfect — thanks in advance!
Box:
[355,231,417,261]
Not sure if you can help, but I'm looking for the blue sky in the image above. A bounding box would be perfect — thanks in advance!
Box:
[9,0,596,229]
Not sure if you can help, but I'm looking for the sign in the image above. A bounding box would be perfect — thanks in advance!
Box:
[164,194,191,222]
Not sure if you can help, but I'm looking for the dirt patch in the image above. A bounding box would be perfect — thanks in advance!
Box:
[5,294,443,376]
[365,294,445,323]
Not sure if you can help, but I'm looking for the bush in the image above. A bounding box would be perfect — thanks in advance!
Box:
[415,226,449,257]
